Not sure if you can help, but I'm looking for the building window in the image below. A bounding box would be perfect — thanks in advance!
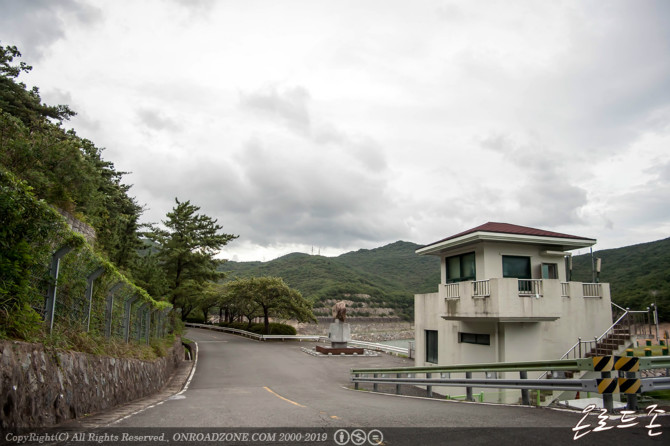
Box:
[502,255,531,279]
[446,252,476,283]
[542,263,558,279]
[425,330,438,363]
[458,332,490,345]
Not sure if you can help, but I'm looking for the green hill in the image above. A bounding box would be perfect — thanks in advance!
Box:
[221,241,440,319]
[571,237,670,321]
[221,237,670,321]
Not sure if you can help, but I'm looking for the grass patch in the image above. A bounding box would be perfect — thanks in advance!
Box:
[2,327,178,361]
[629,345,668,356]
[645,390,670,400]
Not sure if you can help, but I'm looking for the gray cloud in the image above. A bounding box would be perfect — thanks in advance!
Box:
[520,1,670,155]
[239,85,311,136]
[239,85,389,172]
[0,0,101,60]
[136,108,181,132]
[480,132,589,227]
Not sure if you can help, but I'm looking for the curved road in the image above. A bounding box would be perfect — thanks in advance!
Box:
[111,327,666,444]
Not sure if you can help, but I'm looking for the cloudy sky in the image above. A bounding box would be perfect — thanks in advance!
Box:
[2,0,669,261]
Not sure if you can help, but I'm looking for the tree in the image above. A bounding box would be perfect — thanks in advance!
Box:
[226,276,316,334]
[148,198,237,319]
[0,44,75,127]
[1,44,145,276]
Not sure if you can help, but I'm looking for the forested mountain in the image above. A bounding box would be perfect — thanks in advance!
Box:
[222,241,440,319]
[223,238,670,321]
[571,237,670,321]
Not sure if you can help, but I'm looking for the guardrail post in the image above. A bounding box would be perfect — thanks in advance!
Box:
[373,374,378,392]
[520,371,531,405]
[84,267,105,332]
[44,245,74,334]
[466,372,473,401]
[602,370,614,412]
[396,374,401,395]
[427,373,433,397]
[354,374,359,390]
[104,283,123,338]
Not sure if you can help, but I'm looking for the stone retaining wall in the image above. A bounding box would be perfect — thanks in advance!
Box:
[0,339,183,429]
[295,319,414,342]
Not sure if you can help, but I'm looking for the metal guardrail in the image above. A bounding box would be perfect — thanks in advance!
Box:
[351,355,670,411]
[185,323,325,342]
[347,340,410,356]
[185,323,414,355]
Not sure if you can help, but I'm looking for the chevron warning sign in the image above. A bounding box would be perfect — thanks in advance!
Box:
[614,356,640,372]
[618,378,641,394]
[592,356,614,372]
[597,378,619,394]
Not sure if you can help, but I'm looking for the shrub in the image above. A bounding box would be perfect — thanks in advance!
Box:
[248,322,296,335]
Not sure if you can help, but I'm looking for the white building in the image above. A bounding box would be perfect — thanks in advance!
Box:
[413,222,613,401]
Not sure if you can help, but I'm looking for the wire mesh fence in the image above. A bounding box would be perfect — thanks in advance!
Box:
[1,167,172,344]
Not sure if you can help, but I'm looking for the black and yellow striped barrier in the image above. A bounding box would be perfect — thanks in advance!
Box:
[596,378,619,394]
[592,356,614,372]
[618,378,642,394]
[614,356,640,372]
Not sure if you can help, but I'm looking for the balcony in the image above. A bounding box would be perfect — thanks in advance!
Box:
[439,279,609,322]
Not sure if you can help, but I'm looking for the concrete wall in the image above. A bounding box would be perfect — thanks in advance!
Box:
[0,339,183,429]
[295,319,413,342]
[414,286,612,402]
[439,241,570,283]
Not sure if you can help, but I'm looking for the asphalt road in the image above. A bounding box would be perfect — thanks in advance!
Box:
[108,327,668,445]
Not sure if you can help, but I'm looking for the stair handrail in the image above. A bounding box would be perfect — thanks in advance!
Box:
[540,304,643,379]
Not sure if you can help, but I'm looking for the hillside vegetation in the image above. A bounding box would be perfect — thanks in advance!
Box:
[223,241,440,320]
[572,237,670,321]
[224,238,670,321]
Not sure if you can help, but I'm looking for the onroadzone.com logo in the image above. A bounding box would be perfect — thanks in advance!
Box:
[334,429,383,445]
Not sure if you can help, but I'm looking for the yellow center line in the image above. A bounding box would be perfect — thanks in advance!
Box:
[263,386,306,408]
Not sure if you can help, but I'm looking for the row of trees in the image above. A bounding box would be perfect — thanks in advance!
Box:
[1,43,316,336]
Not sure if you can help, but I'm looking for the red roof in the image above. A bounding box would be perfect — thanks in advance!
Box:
[424,222,594,248]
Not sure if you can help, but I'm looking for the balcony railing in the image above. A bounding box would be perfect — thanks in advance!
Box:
[472,280,490,298]
[518,279,543,297]
[438,278,609,322]
[561,282,570,297]
[444,283,460,299]
[582,283,602,298]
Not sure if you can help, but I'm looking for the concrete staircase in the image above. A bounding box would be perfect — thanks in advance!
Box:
[585,325,635,357]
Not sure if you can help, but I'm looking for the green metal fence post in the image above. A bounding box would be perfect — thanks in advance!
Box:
[105,283,123,338]
[45,245,74,334]
[123,295,139,343]
[84,267,105,332]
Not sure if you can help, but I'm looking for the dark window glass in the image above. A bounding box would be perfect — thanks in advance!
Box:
[446,252,476,283]
[458,332,490,345]
[502,255,531,279]
[542,263,558,279]
[425,330,438,363]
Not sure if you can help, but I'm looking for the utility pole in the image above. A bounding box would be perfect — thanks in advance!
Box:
[651,290,659,341]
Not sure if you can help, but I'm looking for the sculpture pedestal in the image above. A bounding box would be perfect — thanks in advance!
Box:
[328,320,351,348]
[315,320,364,355]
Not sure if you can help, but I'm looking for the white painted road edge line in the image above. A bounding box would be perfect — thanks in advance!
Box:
[177,341,198,396]
[108,341,199,426]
